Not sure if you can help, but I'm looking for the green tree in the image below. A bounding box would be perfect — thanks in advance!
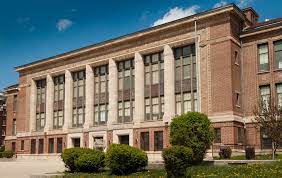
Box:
[170,112,214,162]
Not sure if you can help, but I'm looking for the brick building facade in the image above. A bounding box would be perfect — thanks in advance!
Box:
[0,92,6,146]
[4,4,282,160]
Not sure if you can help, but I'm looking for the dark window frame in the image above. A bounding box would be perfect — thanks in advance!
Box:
[144,52,164,121]
[72,70,86,128]
[140,132,150,151]
[53,75,65,129]
[36,79,46,131]
[118,59,135,123]
[154,131,163,151]
[94,65,109,126]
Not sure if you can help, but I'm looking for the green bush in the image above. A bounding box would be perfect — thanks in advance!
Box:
[219,146,232,159]
[0,145,5,152]
[61,148,94,172]
[106,144,148,175]
[162,146,193,178]
[75,150,105,172]
[170,112,214,163]
[245,147,255,160]
[2,151,14,158]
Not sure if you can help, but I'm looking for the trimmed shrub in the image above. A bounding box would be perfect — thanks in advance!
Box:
[74,150,105,172]
[170,112,214,163]
[2,151,14,158]
[106,144,148,175]
[219,146,232,159]
[245,147,255,160]
[61,148,93,172]
[162,146,193,178]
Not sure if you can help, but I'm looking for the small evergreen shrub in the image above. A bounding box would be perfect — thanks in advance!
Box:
[61,148,93,172]
[106,144,148,175]
[162,146,193,178]
[74,150,105,172]
[170,112,214,163]
[245,147,255,160]
[2,151,14,158]
[219,146,232,159]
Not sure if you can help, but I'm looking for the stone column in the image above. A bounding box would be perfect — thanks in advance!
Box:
[29,79,37,132]
[108,59,118,129]
[134,52,144,126]
[163,45,175,123]
[84,64,94,129]
[44,74,54,132]
[63,70,73,130]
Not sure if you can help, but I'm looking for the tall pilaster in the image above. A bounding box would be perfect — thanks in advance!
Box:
[44,74,54,131]
[163,45,175,123]
[84,64,94,129]
[63,70,73,130]
[29,79,37,132]
[134,52,144,126]
[108,59,118,129]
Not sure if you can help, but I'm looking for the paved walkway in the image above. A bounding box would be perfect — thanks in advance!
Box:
[0,159,65,178]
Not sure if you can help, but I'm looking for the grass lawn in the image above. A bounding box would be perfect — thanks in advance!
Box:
[59,161,282,178]
[214,154,282,160]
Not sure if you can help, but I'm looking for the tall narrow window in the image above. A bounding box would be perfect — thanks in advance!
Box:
[20,140,24,150]
[214,128,221,143]
[260,85,270,106]
[53,75,65,129]
[38,139,44,154]
[154,131,163,151]
[118,59,135,123]
[144,52,164,121]
[174,44,197,115]
[48,138,54,153]
[237,127,244,144]
[36,79,46,131]
[94,65,109,126]
[72,70,86,127]
[140,132,149,151]
[56,138,63,153]
[13,95,17,112]
[274,40,282,69]
[258,43,269,71]
[12,119,16,136]
[30,139,36,154]
[276,84,282,109]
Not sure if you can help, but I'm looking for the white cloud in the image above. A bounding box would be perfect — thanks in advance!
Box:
[213,1,228,8]
[153,5,200,26]
[17,17,35,32]
[237,0,253,8]
[56,19,73,32]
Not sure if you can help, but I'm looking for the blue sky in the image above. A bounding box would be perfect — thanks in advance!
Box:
[0,0,281,91]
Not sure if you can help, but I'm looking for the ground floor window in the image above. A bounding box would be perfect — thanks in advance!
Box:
[72,138,81,148]
[214,128,221,143]
[154,131,163,151]
[140,132,149,151]
[38,139,44,154]
[119,135,129,145]
[48,138,54,153]
[12,142,16,153]
[20,140,24,150]
[57,138,63,153]
[30,139,36,154]
[93,137,104,151]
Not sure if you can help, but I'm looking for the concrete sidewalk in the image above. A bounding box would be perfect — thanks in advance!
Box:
[0,159,65,178]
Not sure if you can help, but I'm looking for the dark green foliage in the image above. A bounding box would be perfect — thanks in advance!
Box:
[75,150,105,172]
[61,148,94,172]
[170,112,214,162]
[106,144,148,175]
[1,150,14,158]
[245,147,255,160]
[0,145,5,152]
[219,146,232,159]
[162,146,193,178]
